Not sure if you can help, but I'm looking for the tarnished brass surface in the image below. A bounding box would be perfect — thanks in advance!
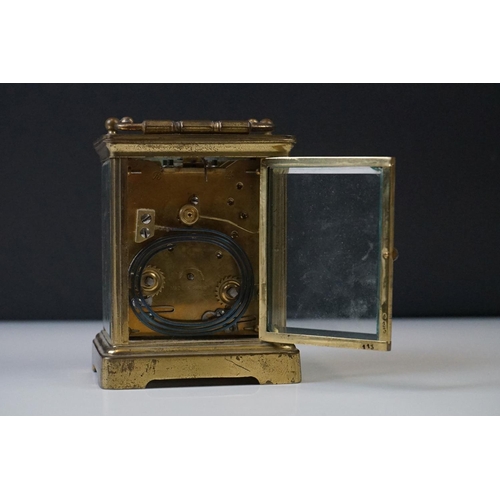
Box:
[92,330,301,389]
[94,134,295,162]
[94,121,301,390]
[126,157,261,337]
[99,128,295,346]
[94,118,395,390]
[105,116,275,135]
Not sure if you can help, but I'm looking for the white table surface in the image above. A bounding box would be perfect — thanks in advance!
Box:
[1,318,499,415]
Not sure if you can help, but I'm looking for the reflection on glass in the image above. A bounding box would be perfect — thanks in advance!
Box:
[269,166,383,339]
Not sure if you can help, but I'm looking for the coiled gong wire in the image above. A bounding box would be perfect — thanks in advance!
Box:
[129,228,254,336]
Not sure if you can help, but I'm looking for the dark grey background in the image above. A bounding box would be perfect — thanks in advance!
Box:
[1,84,498,320]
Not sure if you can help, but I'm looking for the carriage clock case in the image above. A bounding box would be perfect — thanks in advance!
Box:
[92,117,396,389]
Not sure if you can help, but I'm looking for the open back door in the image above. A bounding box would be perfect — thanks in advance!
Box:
[259,157,395,351]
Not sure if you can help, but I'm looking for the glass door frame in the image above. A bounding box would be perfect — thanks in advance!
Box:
[258,157,396,351]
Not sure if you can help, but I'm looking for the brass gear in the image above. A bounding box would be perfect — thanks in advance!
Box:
[140,265,165,297]
[215,276,241,305]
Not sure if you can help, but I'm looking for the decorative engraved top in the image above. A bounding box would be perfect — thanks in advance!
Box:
[105,117,274,135]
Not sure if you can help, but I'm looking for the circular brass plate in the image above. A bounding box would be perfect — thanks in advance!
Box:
[179,204,200,225]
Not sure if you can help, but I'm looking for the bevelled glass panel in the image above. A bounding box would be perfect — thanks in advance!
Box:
[267,166,384,339]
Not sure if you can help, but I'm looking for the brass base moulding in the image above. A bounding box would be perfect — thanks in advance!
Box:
[92,331,301,389]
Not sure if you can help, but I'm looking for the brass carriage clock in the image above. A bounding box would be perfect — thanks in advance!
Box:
[92,117,396,389]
